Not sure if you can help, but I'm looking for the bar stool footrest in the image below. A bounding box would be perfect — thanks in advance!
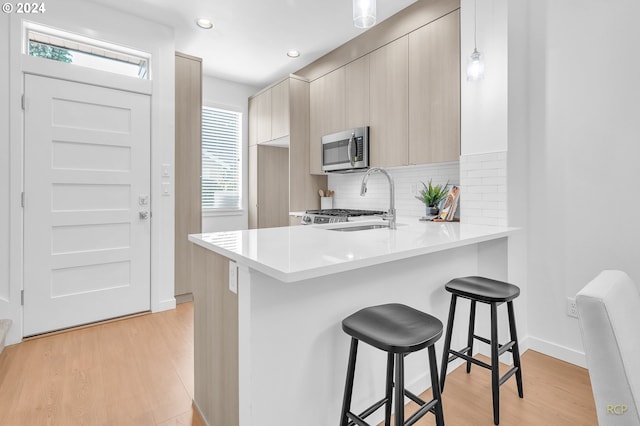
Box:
[498,340,515,356]
[474,334,491,346]
[346,396,389,426]
[404,388,426,406]
[405,398,440,426]
[449,349,492,370]
[498,366,519,387]
[447,345,471,363]
[346,412,371,426]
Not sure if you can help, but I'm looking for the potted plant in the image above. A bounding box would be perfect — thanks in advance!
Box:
[415,179,449,216]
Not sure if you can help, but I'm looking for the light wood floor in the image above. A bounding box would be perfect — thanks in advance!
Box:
[0,303,203,426]
[0,302,597,425]
[398,350,597,425]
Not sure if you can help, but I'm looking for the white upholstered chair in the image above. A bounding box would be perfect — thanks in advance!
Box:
[576,270,640,425]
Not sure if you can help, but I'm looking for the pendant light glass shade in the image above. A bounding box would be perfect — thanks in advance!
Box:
[353,0,376,29]
[466,48,485,81]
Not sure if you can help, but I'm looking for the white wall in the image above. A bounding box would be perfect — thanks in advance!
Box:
[525,0,640,364]
[201,75,259,232]
[1,0,176,345]
[460,0,508,156]
[459,0,510,228]
[0,15,10,308]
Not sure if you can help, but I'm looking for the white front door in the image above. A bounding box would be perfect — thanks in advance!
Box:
[23,74,151,336]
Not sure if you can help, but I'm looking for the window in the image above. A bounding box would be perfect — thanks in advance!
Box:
[202,107,242,211]
[25,23,150,79]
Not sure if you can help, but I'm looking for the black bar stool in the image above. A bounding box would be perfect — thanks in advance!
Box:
[339,303,445,426]
[439,276,524,425]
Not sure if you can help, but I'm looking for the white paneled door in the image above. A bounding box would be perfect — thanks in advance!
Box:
[23,74,151,336]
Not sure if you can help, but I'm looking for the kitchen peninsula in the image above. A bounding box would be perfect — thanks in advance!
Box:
[188,219,516,426]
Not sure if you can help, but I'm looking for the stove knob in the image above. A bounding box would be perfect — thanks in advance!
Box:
[302,215,312,224]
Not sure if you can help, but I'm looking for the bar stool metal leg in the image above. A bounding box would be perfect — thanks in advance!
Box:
[490,302,500,425]
[394,353,405,426]
[466,300,477,374]
[507,301,524,398]
[384,352,394,425]
[439,295,457,391]
[428,345,445,426]
[340,338,359,426]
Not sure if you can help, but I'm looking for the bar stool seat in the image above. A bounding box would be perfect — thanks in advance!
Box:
[340,303,445,426]
[445,276,520,303]
[440,276,524,425]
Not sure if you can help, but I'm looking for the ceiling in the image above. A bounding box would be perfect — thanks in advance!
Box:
[87,0,418,89]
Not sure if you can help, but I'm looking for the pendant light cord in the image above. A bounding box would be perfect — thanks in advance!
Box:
[474,0,477,50]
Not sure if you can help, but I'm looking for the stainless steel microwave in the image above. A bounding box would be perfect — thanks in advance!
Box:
[321,126,369,173]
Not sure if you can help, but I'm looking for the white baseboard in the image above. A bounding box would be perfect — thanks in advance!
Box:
[155,297,176,312]
[526,336,586,368]
[192,399,210,426]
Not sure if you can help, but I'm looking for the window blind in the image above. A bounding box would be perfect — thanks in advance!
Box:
[202,106,242,210]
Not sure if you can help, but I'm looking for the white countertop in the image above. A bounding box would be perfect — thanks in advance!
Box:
[189,218,517,283]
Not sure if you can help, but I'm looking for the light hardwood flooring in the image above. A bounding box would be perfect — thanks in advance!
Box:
[398,350,597,425]
[0,302,597,425]
[0,303,202,426]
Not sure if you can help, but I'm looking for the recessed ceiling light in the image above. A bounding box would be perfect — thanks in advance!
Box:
[287,50,300,58]
[196,18,214,30]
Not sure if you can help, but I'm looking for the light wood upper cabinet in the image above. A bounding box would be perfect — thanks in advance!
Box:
[345,55,370,129]
[174,52,202,297]
[248,144,258,229]
[248,97,257,146]
[369,36,409,168]
[409,10,460,164]
[251,79,290,144]
[309,67,346,175]
[271,80,290,140]
[255,89,272,144]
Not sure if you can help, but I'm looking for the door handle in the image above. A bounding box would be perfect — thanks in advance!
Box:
[139,211,149,220]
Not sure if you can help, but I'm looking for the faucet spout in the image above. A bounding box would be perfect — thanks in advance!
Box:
[359,167,396,230]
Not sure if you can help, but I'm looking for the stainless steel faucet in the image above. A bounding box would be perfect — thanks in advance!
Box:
[360,167,396,230]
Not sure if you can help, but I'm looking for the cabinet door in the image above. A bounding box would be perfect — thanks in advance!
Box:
[175,52,202,296]
[248,144,258,229]
[255,90,272,144]
[409,10,460,164]
[309,67,346,174]
[257,146,289,228]
[271,80,290,140]
[346,55,370,129]
[370,36,409,168]
[289,78,327,210]
[248,97,257,146]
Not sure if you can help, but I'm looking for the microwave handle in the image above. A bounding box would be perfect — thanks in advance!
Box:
[348,132,355,167]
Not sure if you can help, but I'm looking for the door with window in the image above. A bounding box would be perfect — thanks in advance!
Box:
[23,73,151,336]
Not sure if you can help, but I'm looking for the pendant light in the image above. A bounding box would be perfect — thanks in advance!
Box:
[353,0,376,29]
[466,0,485,81]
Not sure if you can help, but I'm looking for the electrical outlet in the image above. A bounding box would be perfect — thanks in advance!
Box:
[567,297,578,318]
[229,261,238,294]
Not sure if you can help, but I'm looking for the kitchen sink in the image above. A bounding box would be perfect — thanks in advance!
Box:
[326,224,390,232]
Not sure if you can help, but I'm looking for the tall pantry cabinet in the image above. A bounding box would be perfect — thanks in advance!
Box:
[249,76,327,228]
[174,52,202,297]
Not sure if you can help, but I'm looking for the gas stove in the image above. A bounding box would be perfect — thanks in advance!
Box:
[301,209,386,225]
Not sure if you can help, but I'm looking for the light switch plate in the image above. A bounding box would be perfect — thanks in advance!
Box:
[162,182,170,196]
[161,163,171,177]
[229,261,238,294]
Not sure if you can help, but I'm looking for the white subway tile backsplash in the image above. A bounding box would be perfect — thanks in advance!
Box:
[460,151,508,226]
[327,162,460,218]
[323,152,508,226]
